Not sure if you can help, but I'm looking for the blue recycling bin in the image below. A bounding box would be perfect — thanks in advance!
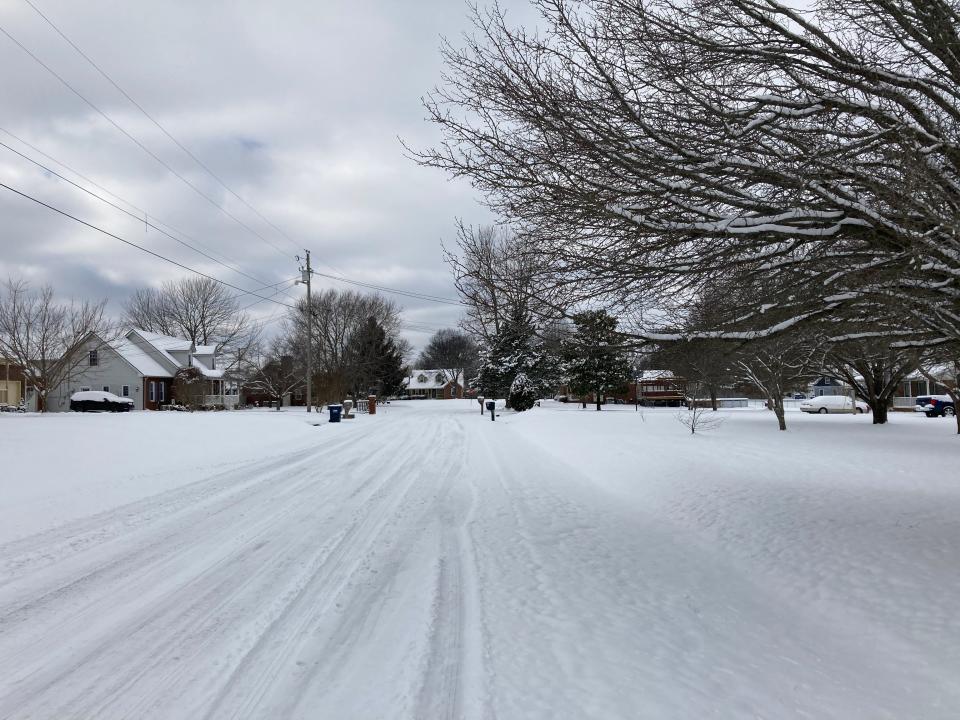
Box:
[328,404,343,423]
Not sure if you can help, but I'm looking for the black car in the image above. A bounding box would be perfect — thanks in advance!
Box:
[915,395,956,418]
[70,390,135,412]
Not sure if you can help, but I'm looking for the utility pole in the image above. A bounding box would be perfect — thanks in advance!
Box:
[304,250,313,413]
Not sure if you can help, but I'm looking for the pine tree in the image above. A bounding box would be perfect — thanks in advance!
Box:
[475,311,560,407]
[563,311,632,411]
[348,316,406,398]
[509,372,538,411]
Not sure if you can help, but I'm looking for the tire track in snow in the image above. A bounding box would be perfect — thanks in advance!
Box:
[415,421,487,720]
[0,421,392,719]
[198,414,452,719]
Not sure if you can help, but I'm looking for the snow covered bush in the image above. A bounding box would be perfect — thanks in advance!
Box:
[509,372,538,412]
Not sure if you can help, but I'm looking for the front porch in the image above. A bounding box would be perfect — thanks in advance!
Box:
[202,379,239,409]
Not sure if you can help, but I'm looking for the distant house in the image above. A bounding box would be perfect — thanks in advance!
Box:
[560,370,687,406]
[634,370,687,406]
[809,375,849,397]
[47,329,236,411]
[402,369,463,399]
[0,357,27,409]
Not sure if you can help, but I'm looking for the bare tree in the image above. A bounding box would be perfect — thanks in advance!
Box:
[735,336,826,431]
[124,277,259,355]
[243,345,302,411]
[418,0,960,348]
[677,383,726,434]
[285,289,404,406]
[825,341,918,425]
[416,328,479,389]
[446,224,565,344]
[0,279,111,411]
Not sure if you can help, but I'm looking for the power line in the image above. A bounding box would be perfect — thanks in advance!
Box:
[0,125,252,273]
[0,126,302,305]
[2,12,467,311]
[310,269,462,305]
[0,138,278,288]
[0,179,299,310]
[237,278,299,311]
[2,136,462,310]
[0,21,295,261]
[20,0,302,255]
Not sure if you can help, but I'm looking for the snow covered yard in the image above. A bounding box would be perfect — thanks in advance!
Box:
[0,402,957,718]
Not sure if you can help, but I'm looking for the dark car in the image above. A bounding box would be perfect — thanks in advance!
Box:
[915,395,956,418]
[70,390,134,413]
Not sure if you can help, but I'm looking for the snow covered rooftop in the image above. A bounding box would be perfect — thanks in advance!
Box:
[638,370,676,381]
[404,369,452,389]
[111,329,223,379]
[192,356,223,379]
[135,330,194,353]
[110,336,174,378]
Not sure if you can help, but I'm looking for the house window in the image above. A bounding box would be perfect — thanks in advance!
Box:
[103,386,110,393]
[80,386,91,392]
[149,382,156,402]
[122,385,129,397]
[417,374,427,384]
[159,382,166,402]
[89,349,98,366]
[436,373,444,383]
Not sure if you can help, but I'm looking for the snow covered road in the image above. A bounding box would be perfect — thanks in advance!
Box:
[1,403,957,718]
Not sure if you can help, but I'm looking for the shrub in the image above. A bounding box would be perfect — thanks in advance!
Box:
[509,372,538,412]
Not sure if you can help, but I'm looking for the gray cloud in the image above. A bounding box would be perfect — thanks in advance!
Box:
[0,0,537,347]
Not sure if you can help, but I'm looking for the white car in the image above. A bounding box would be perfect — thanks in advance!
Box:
[800,395,870,414]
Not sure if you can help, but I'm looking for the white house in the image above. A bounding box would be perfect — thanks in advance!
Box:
[402,369,464,399]
[47,329,236,411]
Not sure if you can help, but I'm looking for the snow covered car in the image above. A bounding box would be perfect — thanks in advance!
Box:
[799,396,869,414]
[914,395,956,418]
[69,390,134,413]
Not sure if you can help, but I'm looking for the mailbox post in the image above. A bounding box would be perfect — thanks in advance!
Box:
[478,396,485,414]
[485,399,496,421]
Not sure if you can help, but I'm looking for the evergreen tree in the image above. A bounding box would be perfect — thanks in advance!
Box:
[348,316,406,398]
[475,311,560,407]
[563,311,632,411]
[508,372,538,411]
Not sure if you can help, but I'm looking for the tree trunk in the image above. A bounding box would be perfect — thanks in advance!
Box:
[710,386,718,412]
[596,390,601,411]
[871,399,888,424]
[773,396,787,431]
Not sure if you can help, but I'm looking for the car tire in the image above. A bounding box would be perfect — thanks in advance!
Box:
[818,407,828,414]
[856,408,864,414]
[945,407,956,417]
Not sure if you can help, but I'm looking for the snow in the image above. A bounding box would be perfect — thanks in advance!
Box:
[190,355,224,378]
[68,390,133,403]
[110,336,173,378]
[0,403,957,718]
[404,369,451,389]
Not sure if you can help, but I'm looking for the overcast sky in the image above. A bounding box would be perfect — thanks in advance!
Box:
[0,0,535,350]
